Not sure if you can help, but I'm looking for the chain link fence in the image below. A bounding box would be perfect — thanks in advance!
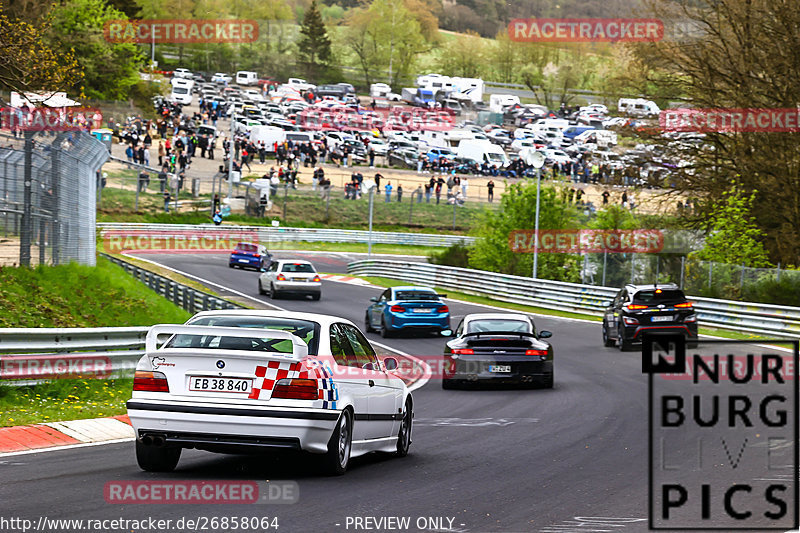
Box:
[0,131,108,266]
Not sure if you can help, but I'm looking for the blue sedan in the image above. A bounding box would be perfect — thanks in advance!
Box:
[365,286,450,338]
[228,242,271,270]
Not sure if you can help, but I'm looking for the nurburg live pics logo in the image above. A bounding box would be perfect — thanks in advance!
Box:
[643,334,799,530]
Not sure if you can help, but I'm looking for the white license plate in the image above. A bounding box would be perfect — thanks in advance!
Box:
[238,259,249,263]
[489,365,511,373]
[292,277,306,282]
[189,376,253,393]
[651,315,672,322]
[412,308,433,313]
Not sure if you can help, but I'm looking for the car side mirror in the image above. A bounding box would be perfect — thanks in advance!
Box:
[538,330,552,339]
[383,357,398,371]
[440,329,453,337]
[370,296,378,302]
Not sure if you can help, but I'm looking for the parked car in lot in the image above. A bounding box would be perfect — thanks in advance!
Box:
[365,286,449,337]
[442,313,553,389]
[601,283,698,351]
[229,242,271,271]
[259,259,322,300]
[127,310,413,474]
[211,72,232,84]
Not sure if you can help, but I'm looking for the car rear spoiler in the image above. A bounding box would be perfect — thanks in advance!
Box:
[146,324,309,361]
[462,331,536,338]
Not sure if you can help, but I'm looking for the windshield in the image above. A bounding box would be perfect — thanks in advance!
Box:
[180,316,320,354]
[466,319,531,333]
[173,88,189,94]
[235,243,258,252]
[486,153,505,162]
[281,263,315,273]
[394,290,439,301]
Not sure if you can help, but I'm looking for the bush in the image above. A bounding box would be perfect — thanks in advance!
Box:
[741,276,800,306]
[428,243,471,269]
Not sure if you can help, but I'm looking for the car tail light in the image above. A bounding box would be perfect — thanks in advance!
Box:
[253,254,261,258]
[525,349,548,356]
[390,305,406,313]
[452,348,474,355]
[623,316,640,325]
[438,305,449,314]
[276,274,286,281]
[133,370,169,392]
[685,314,697,323]
[626,304,648,310]
[312,275,321,282]
[675,302,693,308]
[272,378,318,400]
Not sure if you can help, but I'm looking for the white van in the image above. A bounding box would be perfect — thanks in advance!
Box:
[489,94,521,114]
[236,71,258,86]
[249,125,286,151]
[617,98,660,117]
[456,140,509,167]
[370,83,392,98]
[169,78,194,105]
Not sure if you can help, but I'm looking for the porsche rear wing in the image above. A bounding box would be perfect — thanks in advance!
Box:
[146,324,309,361]
[462,331,536,339]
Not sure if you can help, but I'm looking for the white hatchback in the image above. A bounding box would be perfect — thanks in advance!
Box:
[127,311,413,475]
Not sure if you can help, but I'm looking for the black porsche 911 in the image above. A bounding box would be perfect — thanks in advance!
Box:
[441,313,554,389]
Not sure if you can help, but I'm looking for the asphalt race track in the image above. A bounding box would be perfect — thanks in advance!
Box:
[2,251,785,532]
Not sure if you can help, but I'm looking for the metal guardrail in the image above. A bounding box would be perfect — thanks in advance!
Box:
[347,260,800,339]
[101,253,243,313]
[0,254,246,382]
[98,222,475,248]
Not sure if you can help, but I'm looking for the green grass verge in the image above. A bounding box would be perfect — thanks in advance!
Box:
[0,378,132,427]
[0,257,191,328]
[0,258,193,426]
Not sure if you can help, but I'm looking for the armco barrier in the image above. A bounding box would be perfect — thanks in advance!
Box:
[347,260,800,339]
[98,223,475,249]
[0,255,245,382]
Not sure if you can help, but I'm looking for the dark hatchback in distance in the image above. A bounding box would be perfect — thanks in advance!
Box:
[228,242,271,271]
[602,283,698,351]
[442,313,553,389]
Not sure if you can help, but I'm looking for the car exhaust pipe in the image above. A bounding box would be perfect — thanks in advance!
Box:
[141,435,153,446]
[152,435,166,447]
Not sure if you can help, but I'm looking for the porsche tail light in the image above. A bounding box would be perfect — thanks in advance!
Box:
[626,304,648,310]
[390,305,406,313]
[452,348,474,355]
[133,370,169,392]
[272,378,318,400]
[525,349,548,356]
[675,302,693,308]
[276,274,286,281]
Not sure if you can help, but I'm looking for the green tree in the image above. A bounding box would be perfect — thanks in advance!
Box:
[0,3,83,93]
[469,182,581,281]
[694,185,771,268]
[436,30,487,78]
[297,0,332,78]
[49,0,143,100]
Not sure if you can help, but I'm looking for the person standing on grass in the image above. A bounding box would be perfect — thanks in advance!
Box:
[487,179,495,202]
[435,180,442,204]
[397,183,403,202]
[461,176,468,199]
[163,190,171,213]
[158,140,165,167]
[385,181,392,202]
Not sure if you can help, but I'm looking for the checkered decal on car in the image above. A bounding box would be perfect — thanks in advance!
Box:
[248,359,339,409]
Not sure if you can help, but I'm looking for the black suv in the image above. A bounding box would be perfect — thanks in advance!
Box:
[602,283,698,351]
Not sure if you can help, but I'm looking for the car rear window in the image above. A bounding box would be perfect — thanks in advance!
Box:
[180,316,320,355]
[281,263,315,273]
[633,289,686,304]
[467,319,531,333]
[394,291,439,301]
[235,243,258,252]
